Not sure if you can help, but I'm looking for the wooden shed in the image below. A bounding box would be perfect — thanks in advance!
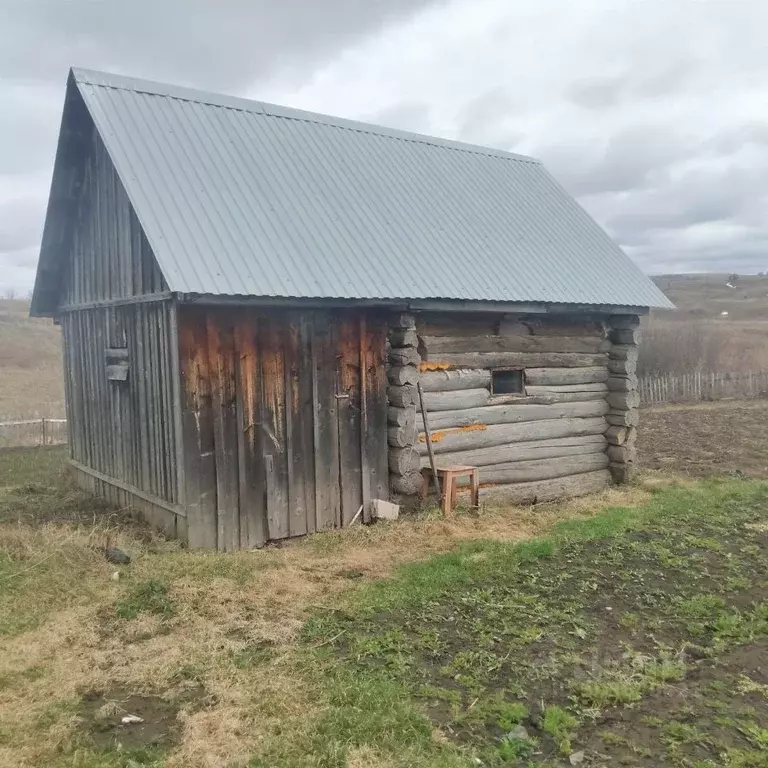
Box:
[31,68,672,549]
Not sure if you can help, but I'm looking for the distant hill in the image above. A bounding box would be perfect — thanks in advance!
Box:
[1,275,766,418]
[652,274,768,321]
[0,300,64,419]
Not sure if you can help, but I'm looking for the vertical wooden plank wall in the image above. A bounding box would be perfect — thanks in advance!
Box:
[61,302,180,532]
[177,306,388,548]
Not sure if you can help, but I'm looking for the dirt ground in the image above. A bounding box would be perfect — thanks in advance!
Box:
[638,399,768,479]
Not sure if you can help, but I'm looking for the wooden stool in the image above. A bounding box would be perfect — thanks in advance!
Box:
[420,465,479,514]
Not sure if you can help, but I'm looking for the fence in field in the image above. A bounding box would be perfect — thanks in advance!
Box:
[638,371,768,406]
[0,418,68,449]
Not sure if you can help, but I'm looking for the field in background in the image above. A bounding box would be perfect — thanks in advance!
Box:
[641,273,768,376]
[0,299,63,420]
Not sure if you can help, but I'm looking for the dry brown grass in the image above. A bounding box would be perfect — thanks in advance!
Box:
[0,475,652,768]
[0,300,63,419]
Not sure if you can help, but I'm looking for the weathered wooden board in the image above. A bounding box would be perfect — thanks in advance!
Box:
[420,334,606,355]
[526,383,608,394]
[207,312,240,552]
[178,309,217,549]
[336,317,363,526]
[259,317,289,541]
[479,469,611,505]
[422,352,607,369]
[422,434,606,469]
[363,316,390,504]
[525,367,608,386]
[234,309,267,548]
[420,369,492,392]
[312,312,341,531]
[464,453,608,485]
[425,399,609,430]
[530,391,606,403]
[284,313,314,537]
[423,388,553,411]
[416,416,607,455]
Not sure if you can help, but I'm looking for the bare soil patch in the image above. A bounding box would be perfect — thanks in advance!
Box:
[639,399,768,478]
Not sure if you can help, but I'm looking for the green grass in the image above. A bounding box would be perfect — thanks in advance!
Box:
[0,445,68,488]
[279,479,768,766]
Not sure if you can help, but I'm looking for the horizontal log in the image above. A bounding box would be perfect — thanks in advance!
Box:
[607,391,641,410]
[388,405,416,427]
[390,471,422,495]
[388,366,420,386]
[530,390,605,403]
[420,368,492,392]
[425,352,607,369]
[455,453,608,486]
[520,318,606,337]
[526,383,608,394]
[608,358,637,376]
[388,385,418,407]
[606,409,640,427]
[416,417,607,455]
[606,375,639,392]
[389,447,421,475]
[388,423,417,448]
[420,434,607,469]
[389,328,418,348]
[423,389,557,411]
[608,315,640,330]
[425,399,609,431]
[415,313,498,337]
[419,334,607,356]
[609,345,639,363]
[606,444,637,463]
[525,367,608,386]
[388,347,421,367]
[479,469,611,506]
[610,329,641,345]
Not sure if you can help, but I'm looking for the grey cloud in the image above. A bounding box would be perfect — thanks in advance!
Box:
[567,75,626,110]
[0,0,439,92]
[0,196,46,253]
[566,61,691,110]
[367,103,434,134]
[0,84,61,175]
[456,88,523,149]
[537,124,690,197]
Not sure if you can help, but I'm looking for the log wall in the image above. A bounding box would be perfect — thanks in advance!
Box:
[400,311,615,504]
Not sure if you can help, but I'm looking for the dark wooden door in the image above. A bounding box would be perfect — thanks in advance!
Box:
[179,306,389,549]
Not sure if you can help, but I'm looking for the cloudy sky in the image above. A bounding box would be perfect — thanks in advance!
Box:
[2,0,767,295]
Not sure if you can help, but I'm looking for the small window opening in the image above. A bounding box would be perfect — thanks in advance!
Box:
[491,368,524,395]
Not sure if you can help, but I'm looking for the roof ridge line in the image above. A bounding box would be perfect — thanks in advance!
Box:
[72,68,541,165]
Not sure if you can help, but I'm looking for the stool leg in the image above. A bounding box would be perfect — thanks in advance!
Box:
[471,469,479,509]
[443,474,455,516]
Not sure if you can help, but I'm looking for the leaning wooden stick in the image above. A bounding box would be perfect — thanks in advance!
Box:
[417,381,442,500]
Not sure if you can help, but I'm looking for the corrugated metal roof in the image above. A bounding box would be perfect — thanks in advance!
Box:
[59,68,673,308]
